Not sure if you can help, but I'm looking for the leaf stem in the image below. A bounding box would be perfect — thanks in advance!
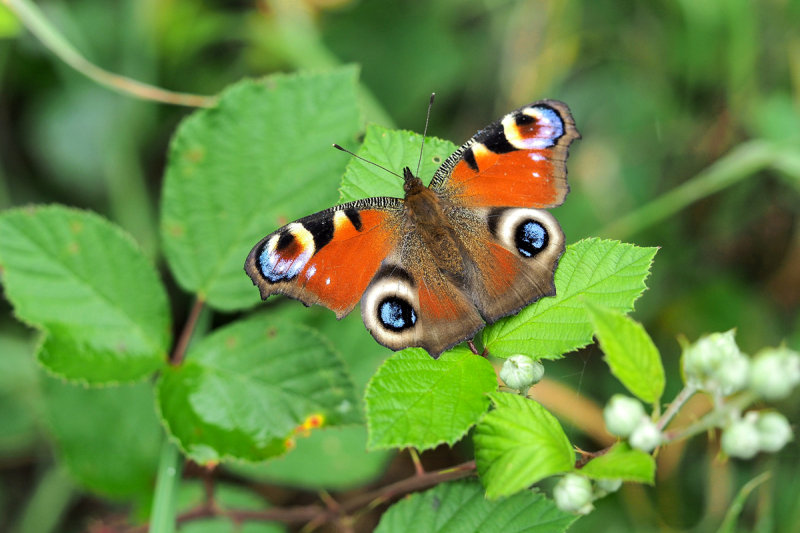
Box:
[171,298,206,366]
[2,0,215,107]
[408,448,425,475]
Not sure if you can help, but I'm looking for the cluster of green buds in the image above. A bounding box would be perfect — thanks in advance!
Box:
[682,332,798,459]
[599,331,797,464]
[603,394,661,451]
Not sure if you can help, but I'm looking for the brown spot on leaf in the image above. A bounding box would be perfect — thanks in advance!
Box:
[184,147,205,163]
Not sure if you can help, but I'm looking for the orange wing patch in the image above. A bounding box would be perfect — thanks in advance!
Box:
[298,210,397,316]
[449,148,563,208]
[245,204,402,318]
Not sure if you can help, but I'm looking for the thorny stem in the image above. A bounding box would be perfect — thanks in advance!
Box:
[130,460,476,531]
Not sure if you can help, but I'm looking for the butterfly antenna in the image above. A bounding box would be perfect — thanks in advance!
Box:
[332,144,403,179]
[415,92,436,178]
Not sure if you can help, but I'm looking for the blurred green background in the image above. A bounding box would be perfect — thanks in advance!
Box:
[0,0,799,531]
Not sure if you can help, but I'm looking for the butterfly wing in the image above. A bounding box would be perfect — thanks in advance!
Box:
[429,100,580,208]
[359,238,485,357]
[454,206,565,324]
[245,198,404,318]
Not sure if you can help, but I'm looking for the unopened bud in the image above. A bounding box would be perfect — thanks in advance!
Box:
[603,395,646,437]
[500,355,544,391]
[553,474,594,514]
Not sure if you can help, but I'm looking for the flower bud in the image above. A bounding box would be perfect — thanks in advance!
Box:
[756,411,793,452]
[595,478,623,495]
[749,347,800,400]
[553,474,594,514]
[682,330,748,394]
[721,417,760,459]
[604,395,646,437]
[629,418,662,452]
[500,355,544,391]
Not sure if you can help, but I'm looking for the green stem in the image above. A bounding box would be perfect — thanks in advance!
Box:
[12,465,74,533]
[662,391,757,443]
[599,140,779,239]
[149,441,183,533]
[656,384,697,431]
[1,0,214,107]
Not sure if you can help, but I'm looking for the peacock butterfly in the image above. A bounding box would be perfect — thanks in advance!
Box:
[245,99,580,357]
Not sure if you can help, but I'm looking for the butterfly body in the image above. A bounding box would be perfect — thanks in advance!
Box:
[245,100,580,357]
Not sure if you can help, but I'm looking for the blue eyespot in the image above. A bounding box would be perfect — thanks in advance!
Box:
[515,220,548,257]
[378,297,417,332]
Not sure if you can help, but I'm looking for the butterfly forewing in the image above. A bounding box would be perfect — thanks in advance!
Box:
[245,198,403,317]
[430,100,579,209]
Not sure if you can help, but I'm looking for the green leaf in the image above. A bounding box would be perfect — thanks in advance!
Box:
[156,314,360,463]
[227,308,393,489]
[716,472,771,533]
[161,67,362,311]
[339,124,457,201]
[586,303,665,404]
[365,347,497,451]
[375,479,577,533]
[483,239,657,359]
[579,442,655,484]
[230,425,390,491]
[474,392,574,499]
[0,206,170,384]
[42,377,162,503]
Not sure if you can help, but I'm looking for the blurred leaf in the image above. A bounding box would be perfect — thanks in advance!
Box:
[157,314,360,464]
[579,443,655,484]
[25,87,118,200]
[0,4,21,38]
[586,303,665,404]
[483,239,657,358]
[43,377,161,502]
[474,392,574,500]
[230,425,390,491]
[339,125,457,202]
[0,206,170,383]
[160,67,361,311]
[321,1,481,125]
[375,479,576,533]
[365,347,497,451]
[0,326,39,455]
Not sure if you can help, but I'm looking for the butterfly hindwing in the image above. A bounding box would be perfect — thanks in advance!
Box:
[430,100,579,209]
[456,206,565,323]
[360,253,485,357]
[245,198,403,317]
